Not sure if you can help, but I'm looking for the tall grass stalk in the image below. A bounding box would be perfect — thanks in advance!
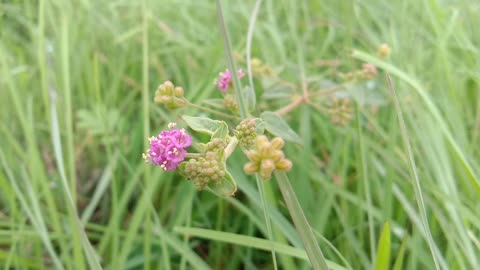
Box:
[386,74,441,270]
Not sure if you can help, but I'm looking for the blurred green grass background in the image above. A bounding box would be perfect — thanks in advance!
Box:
[1,0,479,269]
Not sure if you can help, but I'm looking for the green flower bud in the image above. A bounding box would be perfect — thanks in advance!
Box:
[183,150,227,190]
[223,94,239,114]
[235,118,257,149]
[377,43,391,58]
[154,81,187,109]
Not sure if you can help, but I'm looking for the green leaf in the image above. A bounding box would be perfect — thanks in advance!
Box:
[255,118,265,135]
[260,111,302,144]
[212,121,229,139]
[374,221,391,270]
[275,171,329,270]
[207,170,237,197]
[182,116,228,139]
[173,227,348,270]
[261,77,294,99]
[392,237,407,270]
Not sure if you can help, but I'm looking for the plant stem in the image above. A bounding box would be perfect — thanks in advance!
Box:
[386,74,441,270]
[274,171,329,270]
[216,0,248,118]
[275,97,304,115]
[187,102,239,120]
[256,174,278,270]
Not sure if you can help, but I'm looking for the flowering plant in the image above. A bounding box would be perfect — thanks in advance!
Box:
[143,1,386,268]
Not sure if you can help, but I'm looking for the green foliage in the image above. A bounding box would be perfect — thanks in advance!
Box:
[182,116,229,138]
[1,0,480,269]
[260,111,303,144]
[374,221,391,270]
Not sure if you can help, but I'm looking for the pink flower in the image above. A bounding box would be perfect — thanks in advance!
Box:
[143,125,192,171]
[215,69,245,93]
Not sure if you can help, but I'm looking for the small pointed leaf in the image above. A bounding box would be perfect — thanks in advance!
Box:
[208,170,237,197]
[260,111,302,144]
[183,116,228,139]
[392,237,407,270]
[374,221,391,270]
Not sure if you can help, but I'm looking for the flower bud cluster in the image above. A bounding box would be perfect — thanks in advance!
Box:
[251,58,273,76]
[154,81,187,109]
[223,94,239,114]
[204,138,228,152]
[184,151,226,190]
[341,63,378,81]
[244,135,292,180]
[143,123,192,171]
[234,118,256,149]
[329,98,353,126]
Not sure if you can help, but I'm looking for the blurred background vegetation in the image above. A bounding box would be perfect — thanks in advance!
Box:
[1,0,479,269]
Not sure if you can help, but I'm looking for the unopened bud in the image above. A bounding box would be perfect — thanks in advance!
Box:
[275,159,292,171]
[154,81,187,109]
[244,162,259,175]
[174,86,184,97]
[260,159,275,180]
[271,137,285,150]
[377,43,391,58]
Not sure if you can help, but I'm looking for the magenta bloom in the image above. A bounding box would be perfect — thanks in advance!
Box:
[216,69,245,93]
[143,126,192,171]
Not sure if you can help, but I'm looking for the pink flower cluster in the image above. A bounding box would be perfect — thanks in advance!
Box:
[143,125,192,171]
[216,69,245,93]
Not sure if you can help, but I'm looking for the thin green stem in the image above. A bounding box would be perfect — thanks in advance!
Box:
[256,174,278,270]
[386,74,441,270]
[274,171,328,270]
[60,13,84,270]
[141,2,155,269]
[355,103,376,264]
[216,0,248,118]
[187,102,239,120]
[246,0,262,102]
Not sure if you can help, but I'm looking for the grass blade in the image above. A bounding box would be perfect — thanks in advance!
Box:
[174,227,347,270]
[352,50,480,194]
[49,88,103,270]
[245,0,262,111]
[355,102,376,264]
[256,174,278,269]
[274,171,329,270]
[216,0,248,118]
[392,237,408,270]
[386,74,441,270]
[374,221,391,270]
